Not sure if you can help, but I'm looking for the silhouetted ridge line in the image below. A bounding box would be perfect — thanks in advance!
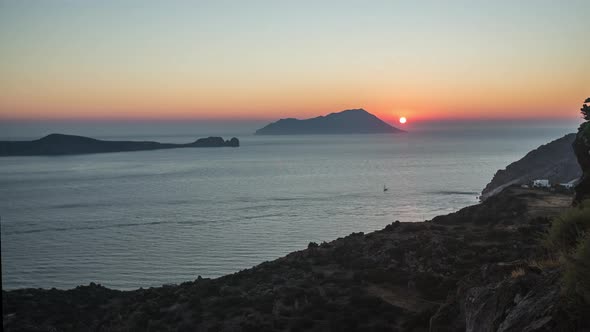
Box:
[255,108,404,135]
[0,133,239,156]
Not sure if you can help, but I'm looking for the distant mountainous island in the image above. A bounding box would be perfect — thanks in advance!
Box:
[480,133,581,200]
[255,109,404,135]
[0,133,239,156]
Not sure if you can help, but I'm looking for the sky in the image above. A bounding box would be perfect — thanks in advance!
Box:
[1,0,589,124]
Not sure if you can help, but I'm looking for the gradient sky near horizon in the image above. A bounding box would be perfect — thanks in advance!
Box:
[1,1,589,123]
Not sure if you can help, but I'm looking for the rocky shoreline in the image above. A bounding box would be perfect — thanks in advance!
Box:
[3,187,582,331]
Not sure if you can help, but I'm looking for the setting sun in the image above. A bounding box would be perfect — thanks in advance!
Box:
[399,117,407,124]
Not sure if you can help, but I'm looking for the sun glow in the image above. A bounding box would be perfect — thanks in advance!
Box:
[399,117,407,124]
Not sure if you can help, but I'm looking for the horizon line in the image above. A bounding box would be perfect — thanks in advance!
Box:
[0,114,583,123]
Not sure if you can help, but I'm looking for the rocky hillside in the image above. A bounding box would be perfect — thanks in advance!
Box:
[3,187,583,332]
[480,134,581,200]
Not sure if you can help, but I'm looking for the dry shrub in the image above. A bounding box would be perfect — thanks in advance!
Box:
[528,257,561,270]
[510,268,526,278]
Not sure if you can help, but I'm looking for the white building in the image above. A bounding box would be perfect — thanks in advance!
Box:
[559,179,578,190]
[532,179,550,188]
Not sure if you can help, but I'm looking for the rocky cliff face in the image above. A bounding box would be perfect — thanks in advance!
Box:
[430,265,570,332]
[481,134,581,200]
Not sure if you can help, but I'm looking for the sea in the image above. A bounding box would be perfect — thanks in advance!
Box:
[0,121,579,289]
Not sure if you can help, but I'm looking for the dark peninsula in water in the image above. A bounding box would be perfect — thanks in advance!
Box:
[255,109,404,135]
[0,133,239,156]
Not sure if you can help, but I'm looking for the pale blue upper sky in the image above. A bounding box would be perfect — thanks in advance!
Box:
[1,0,589,121]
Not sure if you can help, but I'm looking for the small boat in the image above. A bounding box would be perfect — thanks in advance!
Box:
[383,185,389,192]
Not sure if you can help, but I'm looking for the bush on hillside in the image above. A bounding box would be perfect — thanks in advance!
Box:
[544,203,590,253]
[545,201,590,306]
[564,233,590,304]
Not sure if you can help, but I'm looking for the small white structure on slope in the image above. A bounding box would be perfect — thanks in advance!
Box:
[533,179,550,188]
[559,179,578,190]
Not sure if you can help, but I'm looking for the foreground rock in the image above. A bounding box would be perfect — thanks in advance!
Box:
[4,187,584,332]
[0,134,240,156]
[255,109,404,135]
[481,133,581,200]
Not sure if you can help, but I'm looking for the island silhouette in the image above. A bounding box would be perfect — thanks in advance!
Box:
[255,109,404,135]
[0,133,239,156]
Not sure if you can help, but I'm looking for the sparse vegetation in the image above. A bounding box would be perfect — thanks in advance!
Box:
[563,233,590,303]
[543,202,590,253]
[527,257,561,270]
[510,267,526,278]
[544,200,590,308]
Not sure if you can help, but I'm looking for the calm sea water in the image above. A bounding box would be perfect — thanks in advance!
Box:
[0,124,576,289]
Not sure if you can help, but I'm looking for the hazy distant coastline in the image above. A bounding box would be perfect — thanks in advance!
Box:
[0,133,239,156]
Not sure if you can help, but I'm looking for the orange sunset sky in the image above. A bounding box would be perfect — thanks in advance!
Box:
[1,1,589,123]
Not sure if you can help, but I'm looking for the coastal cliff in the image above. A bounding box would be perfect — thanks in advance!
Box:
[0,134,239,156]
[480,133,581,200]
[255,109,404,135]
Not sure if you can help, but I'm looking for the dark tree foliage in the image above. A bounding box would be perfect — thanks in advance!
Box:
[582,97,590,121]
